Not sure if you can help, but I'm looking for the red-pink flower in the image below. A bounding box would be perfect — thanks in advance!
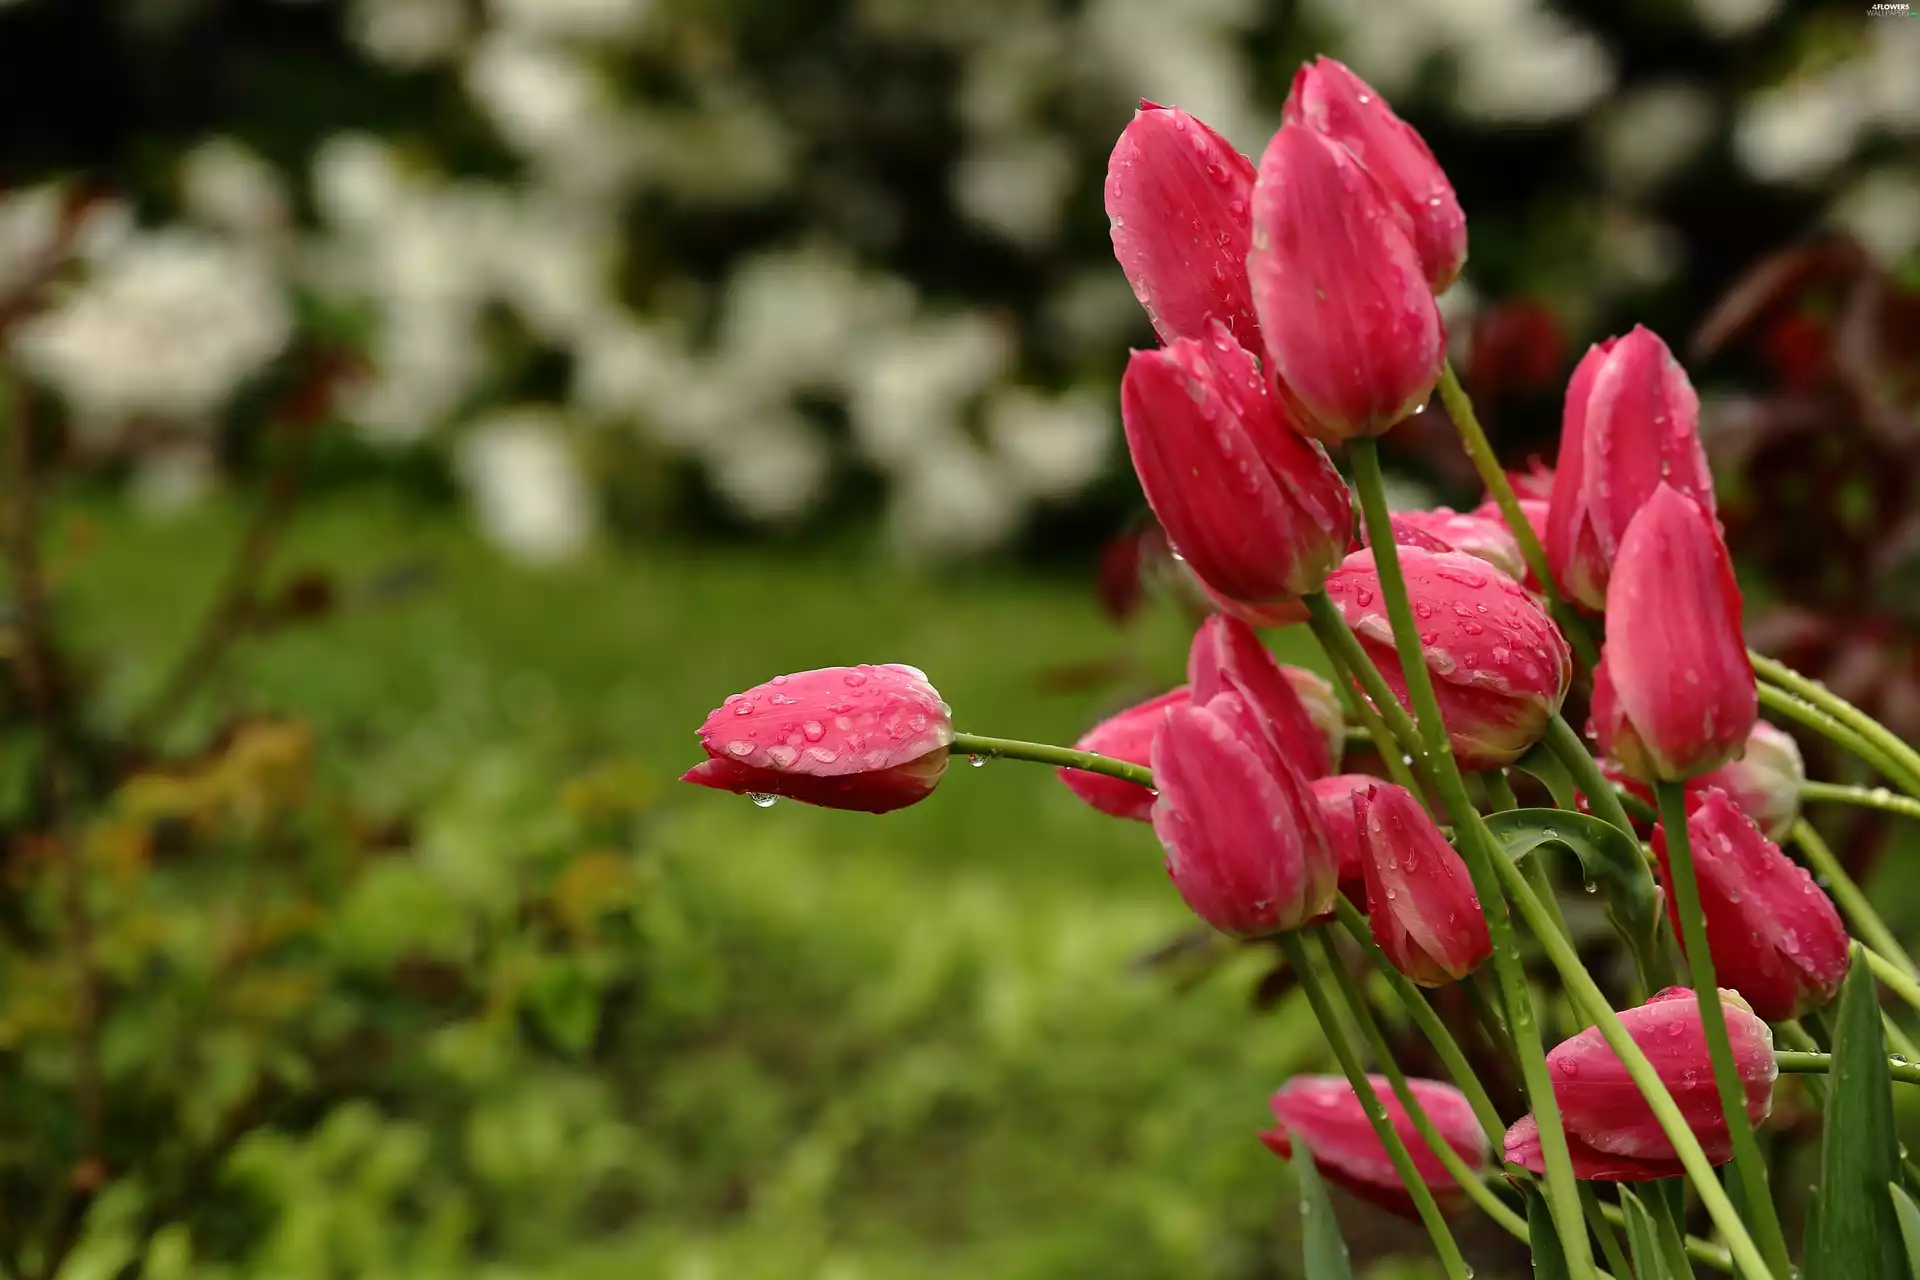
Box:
[1324,547,1573,768]
[1354,782,1491,986]
[684,664,952,813]
[1282,57,1466,293]
[1653,787,1848,1022]
[1470,496,1550,592]
[1591,485,1756,782]
[1546,327,1713,610]
[1150,691,1339,937]
[1248,125,1445,443]
[1546,986,1776,1163]
[1600,721,1805,841]
[1059,687,1187,822]
[1189,615,1335,779]
[1310,773,1376,903]
[1260,1074,1487,1217]
[1121,324,1352,614]
[1369,507,1526,582]
[1502,1114,1686,1182]
[1105,102,1260,352]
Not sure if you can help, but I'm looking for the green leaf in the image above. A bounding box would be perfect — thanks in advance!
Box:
[1481,807,1660,953]
[1514,741,1579,811]
[1621,1187,1674,1280]
[1290,1135,1353,1280]
[1887,1183,1920,1280]
[1527,1188,1570,1280]
[1806,946,1908,1280]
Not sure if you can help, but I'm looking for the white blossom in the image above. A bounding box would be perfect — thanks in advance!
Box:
[349,0,469,68]
[181,138,290,240]
[457,409,595,563]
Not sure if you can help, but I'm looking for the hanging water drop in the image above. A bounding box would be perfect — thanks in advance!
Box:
[747,792,779,808]
[969,754,987,768]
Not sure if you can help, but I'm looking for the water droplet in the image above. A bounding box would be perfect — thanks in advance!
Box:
[844,670,869,687]
[733,701,756,715]
[969,754,987,768]
[802,720,825,742]
[727,740,755,757]
[747,792,779,808]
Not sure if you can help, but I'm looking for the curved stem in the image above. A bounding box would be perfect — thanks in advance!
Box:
[950,732,1153,787]
[1800,780,1920,823]
[1656,780,1792,1279]
[1332,896,1506,1146]
[1348,439,1596,1280]
[1316,928,1529,1240]
[1304,601,1427,796]
[1757,686,1920,797]
[1776,1050,1920,1085]
[1303,593,1430,777]
[1865,946,1920,1019]
[1791,819,1917,975]
[1544,717,1637,840]
[1486,769,1573,946]
[1436,363,1598,671]
[1753,652,1920,798]
[1277,930,1473,1280]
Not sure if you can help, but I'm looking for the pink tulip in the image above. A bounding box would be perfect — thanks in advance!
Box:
[1121,324,1352,615]
[1546,327,1714,610]
[1370,507,1527,583]
[1105,102,1260,352]
[1260,1074,1487,1217]
[1592,485,1756,782]
[1150,691,1339,937]
[1470,496,1551,592]
[1600,720,1805,842]
[1248,126,1445,443]
[1502,1114,1686,1182]
[1285,666,1348,776]
[1354,782,1491,986]
[1189,615,1335,778]
[1546,986,1776,1163]
[1282,57,1466,292]
[1653,787,1849,1022]
[1310,773,1376,903]
[1059,687,1187,822]
[684,664,952,813]
[1324,547,1573,769]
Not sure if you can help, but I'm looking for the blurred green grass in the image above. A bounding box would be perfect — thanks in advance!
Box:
[52,492,1362,1279]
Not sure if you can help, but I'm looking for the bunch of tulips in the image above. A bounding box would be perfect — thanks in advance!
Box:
[683,55,1920,1280]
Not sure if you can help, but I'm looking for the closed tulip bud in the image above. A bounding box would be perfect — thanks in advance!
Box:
[1248,126,1445,444]
[1502,1114,1687,1183]
[1592,485,1756,782]
[1151,692,1340,937]
[1653,787,1848,1021]
[1189,615,1334,778]
[1369,507,1527,583]
[1310,773,1377,902]
[1282,57,1466,292]
[1546,986,1775,1163]
[1325,547,1573,769]
[1600,721,1805,842]
[1353,782,1491,986]
[1546,327,1713,609]
[1058,687,1187,822]
[1285,667,1347,773]
[684,664,952,813]
[1470,496,1551,593]
[1122,324,1352,614]
[1260,1075,1487,1217]
[1106,102,1260,351]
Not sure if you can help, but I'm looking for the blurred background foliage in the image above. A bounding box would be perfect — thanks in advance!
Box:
[0,0,1918,1276]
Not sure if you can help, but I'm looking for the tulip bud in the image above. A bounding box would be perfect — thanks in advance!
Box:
[1151,692,1340,936]
[1189,615,1334,778]
[1502,1114,1686,1183]
[1105,102,1260,352]
[1122,324,1352,615]
[1248,126,1445,444]
[1368,507,1527,583]
[1261,1074,1487,1217]
[1599,721,1805,842]
[1324,547,1573,769]
[1059,687,1187,822]
[1653,787,1848,1022]
[1546,327,1713,610]
[1310,773,1376,903]
[1282,57,1466,292]
[684,664,952,813]
[1505,461,1555,501]
[1470,496,1550,593]
[1546,986,1775,1163]
[1353,782,1491,986]
[1592,485,1756,782]
[1286,667,1348,774]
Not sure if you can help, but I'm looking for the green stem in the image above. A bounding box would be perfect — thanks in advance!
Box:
[1656,780,1790,1278]
[1305,601,1428,797]
[1277,930,1473,1280]
[1592,1200,1734,1273]
[1775,1050,1920,1085]
[1487,769,1574,946]
[1792,819,1917,975]
[1647,1190,1700,1280]
[1332,897,1506,1146]
[1544,717,1636,839]
[1756,686,1920,796]
[1304,593,1430,781]
[1753,652,1920,798]
[950,732,1153,787]
[1581,1187,1637,1280]
[1488,837,1775,1280]
[1865,946,1920,1019]
[1347,438,1596,1280]
[1800,780,1920,823]
[1436,362,1598,671]
[1316,929,1529,1240]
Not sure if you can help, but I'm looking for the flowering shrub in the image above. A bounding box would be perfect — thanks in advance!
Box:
[687,58,1920,1280]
